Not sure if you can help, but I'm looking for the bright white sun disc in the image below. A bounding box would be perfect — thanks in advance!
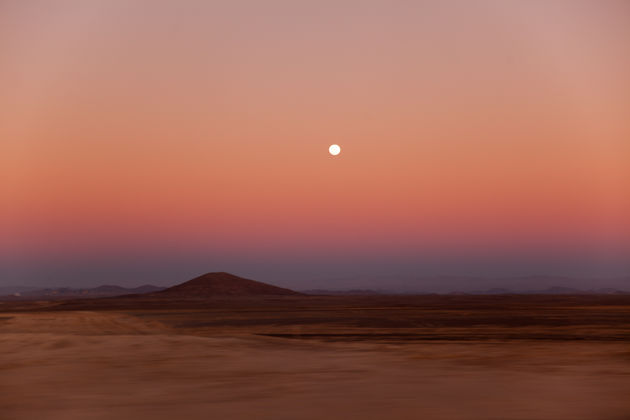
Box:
[329,144,341,156]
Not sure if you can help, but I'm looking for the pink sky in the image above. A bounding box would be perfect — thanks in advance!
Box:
[1,1,629,286]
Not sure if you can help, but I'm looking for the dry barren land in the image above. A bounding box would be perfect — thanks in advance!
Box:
[2,295,630,420]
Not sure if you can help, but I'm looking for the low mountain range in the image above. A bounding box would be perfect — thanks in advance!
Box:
[2,284,163,300]
[302,287,630,295]
[2,273,629,300]
[0,272,300,300]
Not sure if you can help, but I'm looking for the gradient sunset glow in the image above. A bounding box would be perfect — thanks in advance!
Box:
[2,1,629,288]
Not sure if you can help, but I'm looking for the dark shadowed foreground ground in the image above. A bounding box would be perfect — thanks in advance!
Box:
[1,295,630,420]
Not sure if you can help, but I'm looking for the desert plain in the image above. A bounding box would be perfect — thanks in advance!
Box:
[2,293,630,420]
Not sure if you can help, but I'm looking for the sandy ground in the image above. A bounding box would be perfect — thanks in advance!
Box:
[1,311,630,420]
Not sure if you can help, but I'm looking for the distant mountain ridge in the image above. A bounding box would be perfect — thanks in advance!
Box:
[301,286,630,296]
[305,275,630,294]
[2,274,629,300]
[2,284,163,299]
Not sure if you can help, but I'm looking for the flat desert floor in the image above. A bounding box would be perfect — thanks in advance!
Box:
[1,295,630,420]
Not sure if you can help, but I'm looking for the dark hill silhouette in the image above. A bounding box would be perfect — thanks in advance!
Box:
[154,272,301,297]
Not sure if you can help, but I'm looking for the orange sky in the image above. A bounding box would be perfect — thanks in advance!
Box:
[1,1,629,286]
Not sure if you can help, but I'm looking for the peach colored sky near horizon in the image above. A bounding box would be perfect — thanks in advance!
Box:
[1,1,629,283]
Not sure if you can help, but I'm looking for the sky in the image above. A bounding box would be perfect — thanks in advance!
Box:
[1,0,629,289]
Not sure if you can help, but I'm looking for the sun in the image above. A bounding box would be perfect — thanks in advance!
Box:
[328,144,341,156]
